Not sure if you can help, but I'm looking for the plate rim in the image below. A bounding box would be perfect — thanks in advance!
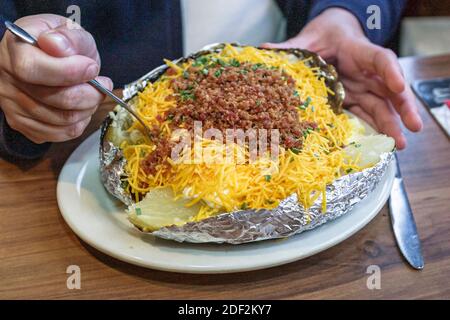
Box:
[57,130,395,274]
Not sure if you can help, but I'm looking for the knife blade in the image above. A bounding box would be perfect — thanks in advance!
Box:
[388,154,424,270]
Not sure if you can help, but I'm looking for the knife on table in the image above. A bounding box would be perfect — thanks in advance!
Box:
[388,154,424,270]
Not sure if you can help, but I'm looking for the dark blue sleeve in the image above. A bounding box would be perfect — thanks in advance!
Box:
[0,2,51,160]
[0,19,5,39]
[308,0,407,45]
[0,111,51,160]
[0,0,16,39]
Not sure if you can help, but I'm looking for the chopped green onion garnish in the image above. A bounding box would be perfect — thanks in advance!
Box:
[230,58,240,67]
[264,175,271,182]
[303,97,312,109]
[180,90,195,101]
[217,58,227,67]
[195,56,208,65]
[290,147,301,154]
[135,208,142,216]
[303,128,313,138]
[251,63,264,71]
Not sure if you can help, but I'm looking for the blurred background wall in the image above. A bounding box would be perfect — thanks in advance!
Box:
[400,0,450,57]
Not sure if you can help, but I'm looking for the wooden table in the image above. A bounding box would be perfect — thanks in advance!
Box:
[1,55,449,300]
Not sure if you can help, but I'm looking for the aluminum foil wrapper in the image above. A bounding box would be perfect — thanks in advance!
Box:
[99,120,133,206]
[153,152,393,244]
[99,43,392,244]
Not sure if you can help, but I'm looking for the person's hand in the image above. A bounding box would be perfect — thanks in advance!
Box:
[263,8,422,149]
[0,14,113,143]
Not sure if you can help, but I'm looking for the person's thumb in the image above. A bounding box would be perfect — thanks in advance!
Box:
[37,26,100,65]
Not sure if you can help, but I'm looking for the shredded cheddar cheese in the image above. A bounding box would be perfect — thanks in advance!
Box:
[121,44,359,220]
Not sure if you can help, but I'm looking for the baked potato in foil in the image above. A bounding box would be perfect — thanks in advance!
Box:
[99,43,394,244]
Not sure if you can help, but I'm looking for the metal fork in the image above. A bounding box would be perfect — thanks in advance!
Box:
[4,21,153,138]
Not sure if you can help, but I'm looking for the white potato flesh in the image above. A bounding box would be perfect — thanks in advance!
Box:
[128,188,201,232]
[344,116,395,168]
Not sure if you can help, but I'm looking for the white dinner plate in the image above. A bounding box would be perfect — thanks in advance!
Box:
[57,130,395,274]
